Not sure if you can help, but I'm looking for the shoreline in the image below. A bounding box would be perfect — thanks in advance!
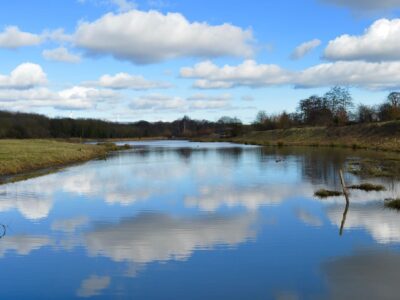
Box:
[0,140,131,184]
[193,121,400,154]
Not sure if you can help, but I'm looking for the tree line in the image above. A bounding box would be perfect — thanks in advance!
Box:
[253,87,400,130]
[0,87,399,139]
[0,111,242,139]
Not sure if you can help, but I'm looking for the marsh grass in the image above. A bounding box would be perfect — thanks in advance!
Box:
[314,189,343,198]
[348,183,386,192]
[385,198,400,210]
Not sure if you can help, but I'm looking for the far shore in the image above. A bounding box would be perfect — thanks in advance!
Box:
[193,121,400,154]
[1,121,400,184]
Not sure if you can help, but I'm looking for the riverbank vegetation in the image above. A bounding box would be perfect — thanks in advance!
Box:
[0,140,129,178]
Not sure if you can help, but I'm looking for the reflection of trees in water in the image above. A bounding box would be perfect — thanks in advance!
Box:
[257,147,351,186]
[216,147,244,164]
[176,148,193,161]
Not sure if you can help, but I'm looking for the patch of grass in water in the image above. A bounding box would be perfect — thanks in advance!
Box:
[314,189,343,198]
[385,198,400,210]
[96,142,132,151]
[348,183,386,192]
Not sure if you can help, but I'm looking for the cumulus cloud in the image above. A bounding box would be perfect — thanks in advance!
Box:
[0,235,52,256]
[84,212,257,264]
[0,85,119,111]
[325,19,400,62]
[181,59,400,90]
[0,189,53,220]
[290,39,321,60]
[295,60,400,89]
[0,63,47,89]
[185,183,314,212]
[180,60,292,89]
[74,10,254,64]
[42,47,81,63]
[87,72,171,90]
[57,86,118,110]
[130,93,233,111]
[320,0,400,12]
[76,275,111,298]
[186,93,232,110]
[0,26,42,49]
[130,94,186,111]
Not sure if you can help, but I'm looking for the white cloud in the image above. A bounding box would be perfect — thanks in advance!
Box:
[0,235,51,256]
[57,86,118,110]
[320,0,400,12]
[130,93,232,111]
[186,93,232,110]
[181,59,400,90]
[325,19,400,62]
[84,212,257,264]
[76,275,110,298]
[0,63,47,89]
[88,72,171,90]
[295,60,400,89]
[42,47,81,63]
[130,94,186,110]
[0,26,41,49]
[180,60,292,89]
[185,183,314,212]
[74,10,254,64]
[290,39,321,60]
[0,86,119,110]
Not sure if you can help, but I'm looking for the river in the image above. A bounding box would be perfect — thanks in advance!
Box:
[0,141,399,299]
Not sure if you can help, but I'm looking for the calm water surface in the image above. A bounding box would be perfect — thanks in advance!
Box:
[1,141,400,299]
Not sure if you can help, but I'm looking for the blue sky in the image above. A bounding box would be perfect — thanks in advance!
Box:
[0,0,400,123]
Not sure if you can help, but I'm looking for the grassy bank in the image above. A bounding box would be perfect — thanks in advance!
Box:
[196,121,400,153]
[0,139,129,179]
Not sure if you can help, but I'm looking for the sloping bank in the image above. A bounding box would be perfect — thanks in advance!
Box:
[0,140,130,182]
[196,121,400,153]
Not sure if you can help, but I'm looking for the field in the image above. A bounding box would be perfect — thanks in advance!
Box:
[0,139,125,177]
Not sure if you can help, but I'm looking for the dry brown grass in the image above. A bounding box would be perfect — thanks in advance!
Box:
[195,121,400,153]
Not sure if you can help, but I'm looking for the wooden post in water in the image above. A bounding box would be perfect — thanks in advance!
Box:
[339,169,350,236]
[339,169,350,205]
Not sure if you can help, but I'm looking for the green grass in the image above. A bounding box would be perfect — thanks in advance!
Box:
[0,139,130,178]
[385,198,400,210]
[348,183,386,192]
[314,189,343,198]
